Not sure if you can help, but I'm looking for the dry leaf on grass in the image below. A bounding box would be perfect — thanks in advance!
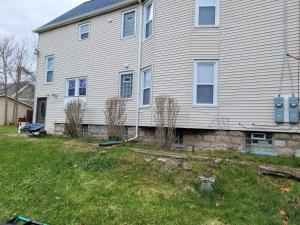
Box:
[282,220,288,225]
[279,210,288,217]
[280,187,291,193]
[216,194,225,201]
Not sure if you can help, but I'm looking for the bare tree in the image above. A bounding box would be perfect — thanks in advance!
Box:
[0,36,15,125]
[64,99,86,138]
[105,97,127,140]
[9,39,32,124]
[154,96,179,149]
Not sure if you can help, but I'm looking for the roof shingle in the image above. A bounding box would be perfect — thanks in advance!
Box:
[37,0,129,32]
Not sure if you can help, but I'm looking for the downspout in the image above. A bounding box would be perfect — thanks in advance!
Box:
[128,0,143,141]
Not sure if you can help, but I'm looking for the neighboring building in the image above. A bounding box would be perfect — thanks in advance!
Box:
[0,95,32,125]
[0,82,34,125]
[0,82,35,107]
[34,0,300,154]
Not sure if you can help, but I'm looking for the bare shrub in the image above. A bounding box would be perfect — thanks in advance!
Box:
[64,99,86,138]
[105,97,127,140]
[154,96,179,149]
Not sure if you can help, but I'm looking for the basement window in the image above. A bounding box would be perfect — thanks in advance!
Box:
[81,124,89,136]
[175,129,184,145]
[245,132,273,151]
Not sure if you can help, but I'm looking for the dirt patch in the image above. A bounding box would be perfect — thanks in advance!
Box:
[204,219,227,225]
[62,140,98,152]
[136,186,175,199]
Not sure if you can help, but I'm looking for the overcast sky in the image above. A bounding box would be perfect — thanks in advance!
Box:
[0,0,86,42]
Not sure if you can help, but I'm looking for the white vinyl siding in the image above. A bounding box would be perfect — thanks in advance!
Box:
[79,23,90,40]
[66,78,87,97]
[144,1,153,39]
[122,10,136,37]
[141,68,151,107]
[35,0,300,134]
[45,56,54,83]
[120,73,133,99]
[195,0,219,26]
[193,60,218,106]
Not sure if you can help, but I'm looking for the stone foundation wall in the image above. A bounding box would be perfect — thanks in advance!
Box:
[138,127,156,143]
[138,128,244,151]
[274,133,300,155]
[183,130,244,151]
[54,123,135,139]
[54,123,65,136]
[54,124,300,155]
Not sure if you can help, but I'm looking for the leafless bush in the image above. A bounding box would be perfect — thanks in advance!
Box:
[64,99,86,138]
[105,97,127,140]
[154,96,179,149]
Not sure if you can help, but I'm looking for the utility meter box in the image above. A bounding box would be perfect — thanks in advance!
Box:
[274,97,285,123]
[289,97,299,124]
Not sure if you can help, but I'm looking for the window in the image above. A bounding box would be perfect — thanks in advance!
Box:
[79,79,87,96]
[66,78,87,97]
[122,10,136,37]
[79,23,90,40]
[141,68,151,106]
[193,61,218,106]
[245,132,273,152]
[81,124,89,136]
[120,73,133,99]
[45,56,54,83]
[144,1,153,39]
[67,80,76,96]
[196,0,219,26]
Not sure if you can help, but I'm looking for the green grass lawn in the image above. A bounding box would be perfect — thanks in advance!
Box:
[0,126,299,225]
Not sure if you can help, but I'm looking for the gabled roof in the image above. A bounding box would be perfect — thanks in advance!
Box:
[0,95,33,108]
[35,0,138,33]
[0,82,30,97]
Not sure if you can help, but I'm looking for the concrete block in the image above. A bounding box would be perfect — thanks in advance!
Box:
[274,133,290,140]
[228,131,244,137]
[287,141,300,149]
[291,134,300,142]
[274,140,286,147]
[203,135,216,143]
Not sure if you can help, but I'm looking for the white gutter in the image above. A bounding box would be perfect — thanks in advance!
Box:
[128,0,143,141]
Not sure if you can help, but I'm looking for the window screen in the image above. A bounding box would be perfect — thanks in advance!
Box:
[120,73,133,99]
[123,11,135,37]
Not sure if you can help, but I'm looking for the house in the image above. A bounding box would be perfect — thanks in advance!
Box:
[34,0,300,154]
[0,82,34,125]
[0,82,35,107]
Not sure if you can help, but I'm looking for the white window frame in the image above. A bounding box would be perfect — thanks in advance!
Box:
[121,9,136,38]
[140,67,152,107]
[65,77,88,97]
[193,60,219,107]
[195,0,220,27]
[119,72,134,100]
[79,23,90,40]
[143,0,153,40]
[44,55,54,84]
